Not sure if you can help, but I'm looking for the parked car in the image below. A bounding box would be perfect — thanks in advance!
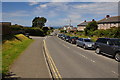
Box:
[76,38,95,49]
[69,37,78,44]
[25,33,29,38]
[58,34,63,38]
[65,36,70,42]
[94,38,120,62]
[62,35,67,40]
[58,34,65,39]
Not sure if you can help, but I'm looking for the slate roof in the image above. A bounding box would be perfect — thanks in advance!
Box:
[77,21,91,26]
[97,16,120,23]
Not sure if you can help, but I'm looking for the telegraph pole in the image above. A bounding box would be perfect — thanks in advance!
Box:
[69,19,72,27]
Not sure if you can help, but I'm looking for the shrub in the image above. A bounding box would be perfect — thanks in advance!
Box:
[23,27,44,36]
[93,27,120,38]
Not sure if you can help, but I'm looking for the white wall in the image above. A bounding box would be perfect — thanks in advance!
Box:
[98,23,119,30]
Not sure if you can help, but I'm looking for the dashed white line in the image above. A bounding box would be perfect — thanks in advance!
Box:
[62,44,70,48]
[111,71,119,76]
[90,60,96,63]
[73,51,96,63]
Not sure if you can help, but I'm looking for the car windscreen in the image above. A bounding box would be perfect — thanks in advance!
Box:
[84,39,92,42]
[111,39,120,46]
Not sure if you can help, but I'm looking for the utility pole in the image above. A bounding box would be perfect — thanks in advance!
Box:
[69,19,71,27]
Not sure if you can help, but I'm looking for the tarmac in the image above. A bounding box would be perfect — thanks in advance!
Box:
[10,36,50,79]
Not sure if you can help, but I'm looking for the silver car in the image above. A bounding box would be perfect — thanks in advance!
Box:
[76,38,95,49]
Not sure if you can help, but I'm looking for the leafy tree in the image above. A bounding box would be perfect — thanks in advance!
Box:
[84,21,98,36]
[32,17,47,28]
[42,27,49,35]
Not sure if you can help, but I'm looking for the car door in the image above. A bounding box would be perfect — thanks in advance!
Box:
[103,40,115,55]
[77,38,82,46]
[81,39,85,46]
[98,39,108,52]
[79,38,83,46]
[76,38,80,45]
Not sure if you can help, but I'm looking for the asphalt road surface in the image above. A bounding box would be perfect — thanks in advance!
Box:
[10,36,50,78]
[45,36,118,78]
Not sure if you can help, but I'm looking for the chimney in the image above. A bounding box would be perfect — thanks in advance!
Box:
[84,20,86,22]
[106,15,110,18]
[92,19,95,21]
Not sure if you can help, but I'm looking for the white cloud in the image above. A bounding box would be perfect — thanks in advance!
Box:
[29,2,39,6]
[39,4,47,8]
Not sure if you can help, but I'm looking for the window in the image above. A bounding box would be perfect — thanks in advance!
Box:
[96,38,108,44]
[84,39,92,42]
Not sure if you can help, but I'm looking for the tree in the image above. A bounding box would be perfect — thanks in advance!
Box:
[32,17,47,28]
[84,21,98,36]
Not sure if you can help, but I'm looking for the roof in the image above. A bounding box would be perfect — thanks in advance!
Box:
[77,21,91,26]
[98,16,120,23]
[63,25,73,28]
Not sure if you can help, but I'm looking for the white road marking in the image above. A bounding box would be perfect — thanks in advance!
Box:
[73,51,96,63]
[90,60,96,63]
[62,44,70,48]
[111,71,119,76]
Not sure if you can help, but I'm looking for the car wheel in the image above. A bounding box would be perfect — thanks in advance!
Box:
[76,43,79,46]
[83,45,86,49]
[115,53,120,62]
[95,47,101,54]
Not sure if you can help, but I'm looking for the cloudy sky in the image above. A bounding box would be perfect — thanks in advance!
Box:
[2,2,118,27]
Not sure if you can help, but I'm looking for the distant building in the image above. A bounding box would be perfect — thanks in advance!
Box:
[97,15,120,30]
[0,22,11,27]
[77,19,95,31]
[63,25,73,30]
[0,22,11,35]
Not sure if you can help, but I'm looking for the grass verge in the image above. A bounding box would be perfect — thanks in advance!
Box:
[2,34,33,75]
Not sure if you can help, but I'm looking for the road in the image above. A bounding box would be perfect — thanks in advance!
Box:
[45,36,118,78]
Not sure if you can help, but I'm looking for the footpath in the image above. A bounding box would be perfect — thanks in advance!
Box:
[10,36,50,78]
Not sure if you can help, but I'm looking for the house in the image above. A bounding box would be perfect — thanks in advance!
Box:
[67,27,77,33]
[63,25,73,30]
[0,22,11,35]
[97,15,120,30]
[63,25,73,32]
[77,20,94,31]
[0,22,11,27]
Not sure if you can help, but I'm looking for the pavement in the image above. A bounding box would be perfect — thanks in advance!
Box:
[45,36,119,78]
[10,36,50,78]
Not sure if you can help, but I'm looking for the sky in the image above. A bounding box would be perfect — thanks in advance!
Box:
[2,2,118,27]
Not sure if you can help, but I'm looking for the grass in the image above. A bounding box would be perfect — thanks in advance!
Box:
[2,34,33,75]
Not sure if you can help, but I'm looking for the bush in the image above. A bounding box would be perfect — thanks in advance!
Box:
[23,27,44,36]
[9,25,23,31]
[84,21,98,36]
[93,27,120,38]
[60,30,66,33]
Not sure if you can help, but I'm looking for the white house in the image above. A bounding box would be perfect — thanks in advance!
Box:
[97,15,120,30]
[63,25,73,30]
[77,19,95,31]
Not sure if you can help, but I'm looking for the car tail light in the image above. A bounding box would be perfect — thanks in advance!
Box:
[72,39,74,41]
